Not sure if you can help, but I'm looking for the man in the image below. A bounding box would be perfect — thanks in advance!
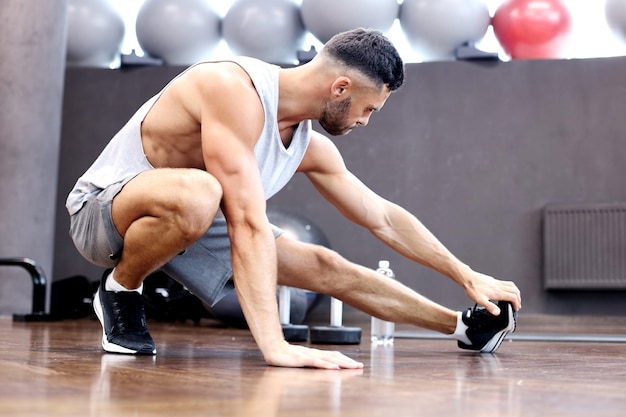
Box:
[67,29,521,369]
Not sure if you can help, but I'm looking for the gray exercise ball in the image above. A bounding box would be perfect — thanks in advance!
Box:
[400,0,491,61]
[223,0,306,65]
[207,286,310,329]
[66,0,125,67]
[136,0,221,65]
[300,0,399,44]
[267,208,331,248]
[606,0,626,44]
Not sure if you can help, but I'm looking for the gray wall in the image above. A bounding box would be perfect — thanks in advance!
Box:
[0,1,67,316]
[52,57,626,317]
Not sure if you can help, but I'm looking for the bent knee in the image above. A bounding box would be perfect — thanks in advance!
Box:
[177,169,222,207]
[166,170,222,237]
[308,244,355,284]
[308,245,359,293]
[193,170,223,201]
[311,244,345,271]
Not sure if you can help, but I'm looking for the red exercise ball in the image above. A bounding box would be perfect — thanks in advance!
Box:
[492,0,572,59]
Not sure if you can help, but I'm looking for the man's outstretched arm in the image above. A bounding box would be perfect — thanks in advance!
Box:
[300,131,521,314]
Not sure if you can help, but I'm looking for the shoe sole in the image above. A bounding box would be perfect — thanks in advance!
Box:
[93,288,157,355]
[480,304,517,353]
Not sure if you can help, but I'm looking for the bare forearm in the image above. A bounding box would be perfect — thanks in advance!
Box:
[371,202,471,285]
[232,229,364,369]
[231,227,285,358]
[369,202,522,313]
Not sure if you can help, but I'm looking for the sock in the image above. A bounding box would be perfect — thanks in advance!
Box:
[105,269,143,294]
[452,311,472,345]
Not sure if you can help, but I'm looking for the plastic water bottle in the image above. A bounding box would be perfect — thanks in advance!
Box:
[371,260,395,345]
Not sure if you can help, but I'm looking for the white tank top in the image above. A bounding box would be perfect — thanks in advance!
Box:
[66,57,311,215]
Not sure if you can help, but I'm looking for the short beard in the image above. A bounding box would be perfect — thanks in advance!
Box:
[319,96,352,136]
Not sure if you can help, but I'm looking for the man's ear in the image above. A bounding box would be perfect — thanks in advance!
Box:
[330,76,352,98]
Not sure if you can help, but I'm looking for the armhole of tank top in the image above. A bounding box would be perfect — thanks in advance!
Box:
[139,61,205,124]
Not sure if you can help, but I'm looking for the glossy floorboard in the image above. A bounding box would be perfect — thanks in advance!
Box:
[1,315,625,417]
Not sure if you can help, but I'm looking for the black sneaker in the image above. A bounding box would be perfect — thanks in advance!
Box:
[458,301,517,353]
[93,270,156,355]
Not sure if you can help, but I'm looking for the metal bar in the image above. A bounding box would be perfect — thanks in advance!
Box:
[0,257,51,320]
[395,330,626,343]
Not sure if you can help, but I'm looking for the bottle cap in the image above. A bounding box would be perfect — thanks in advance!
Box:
[378,260,390,268]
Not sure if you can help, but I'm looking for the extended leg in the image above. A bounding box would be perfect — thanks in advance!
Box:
[275,235,457,335]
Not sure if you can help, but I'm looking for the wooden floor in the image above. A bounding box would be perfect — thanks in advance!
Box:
[1,314,626,417]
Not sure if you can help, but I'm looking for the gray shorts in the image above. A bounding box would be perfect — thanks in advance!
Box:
[69,183,283,307]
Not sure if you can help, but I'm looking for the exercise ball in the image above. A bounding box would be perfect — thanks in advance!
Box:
[300,0,399,44]
[267,208,331,248]
[66,0,125,67]
[207,286,310,329]
[223,0,306,64]
[399,0,491,61]
[136,0,221,65]
[492,0,572,59]
[606,0,626,44]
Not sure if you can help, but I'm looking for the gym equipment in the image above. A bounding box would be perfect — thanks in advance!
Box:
[142,271,209,323]
[206,289,248,328]
[267,208,331,248]
[267,207,327,316]
[396,330,626,344]
[66,0,125,67]
[50,275,93,320]
[205,208,327,329]
[207,286,310,330]
[0,258,54,322]
[222,0,306,65]
[606,0,626,45]
[310,297,362,345]
[136,0,221,65]
[120,50,163,67]
[399,0,491,62]
[279,286,309,341]
[297,46,318,65]
[492,0,573,59]
[300,0,399,44]
[454,43,499,61]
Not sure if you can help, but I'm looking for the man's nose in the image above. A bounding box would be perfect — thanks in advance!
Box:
[357,115,370,127]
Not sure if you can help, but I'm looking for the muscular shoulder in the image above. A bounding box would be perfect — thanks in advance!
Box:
[298,130,346,175]
[176,62,263,122]
[186,62,254,94]
[187,62,264,138]
[152,62,264,151]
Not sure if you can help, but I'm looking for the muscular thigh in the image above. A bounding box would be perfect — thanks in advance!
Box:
[111,168,222,237]
[276,234,353,294]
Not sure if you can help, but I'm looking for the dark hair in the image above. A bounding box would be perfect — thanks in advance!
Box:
[322,28,404,91]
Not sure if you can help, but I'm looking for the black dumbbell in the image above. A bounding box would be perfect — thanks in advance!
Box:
[310,297,361,344]
[279,286,309,342]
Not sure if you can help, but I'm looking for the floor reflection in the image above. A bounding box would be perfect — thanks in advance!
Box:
[454,354,522,417]
[238,366,364,416]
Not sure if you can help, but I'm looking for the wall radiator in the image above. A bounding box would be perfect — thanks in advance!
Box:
[543,202,626,289]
